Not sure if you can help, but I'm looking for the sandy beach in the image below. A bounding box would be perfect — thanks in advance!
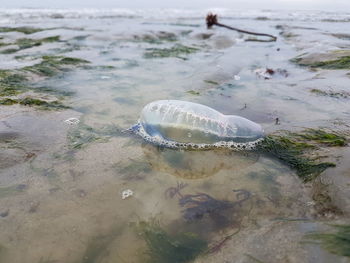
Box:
[0,8,349,263]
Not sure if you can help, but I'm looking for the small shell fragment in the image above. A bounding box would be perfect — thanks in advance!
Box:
[122,189,133,200]
[64,118,80,125]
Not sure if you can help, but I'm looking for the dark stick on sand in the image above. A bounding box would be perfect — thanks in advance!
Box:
[206,13,277,42]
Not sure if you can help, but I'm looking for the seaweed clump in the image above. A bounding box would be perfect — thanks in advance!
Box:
[132,31,177,44]
[137,221,207,263]
[258,135,335,182]
[0,70,28,96]
[305,224,350,257]
[114,159,152,181]
[204,80,219,85]
[306,56,350,69]
[186,90,200,96]
[258,129,347,181]
[291,53,350,70]
[0,26,46,34]
[310,88,350,99]
[0,98,19,105]
[0,55,89,97]
[144,44,199,60]
[81,229,120,263]
[0,36,61,54]
[293,129,347,147]
[0,97,69,110]
[33,86,75,97]
[67,123,103,150]
[23,55,89,76]
[19,97,69,109]
[0,184,27,198]
[0,55,90,110]
[67,123,123,150]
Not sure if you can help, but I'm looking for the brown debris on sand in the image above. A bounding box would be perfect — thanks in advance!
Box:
[206,13,277,42]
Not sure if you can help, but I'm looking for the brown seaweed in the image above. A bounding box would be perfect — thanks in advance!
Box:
[206,13,277,42]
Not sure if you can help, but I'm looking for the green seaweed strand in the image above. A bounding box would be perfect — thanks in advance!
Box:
[138,221,207,263]
[305,225,350,257]
[258,135,336,181]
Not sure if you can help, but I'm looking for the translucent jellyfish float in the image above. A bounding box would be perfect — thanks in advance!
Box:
[131,100,264,150]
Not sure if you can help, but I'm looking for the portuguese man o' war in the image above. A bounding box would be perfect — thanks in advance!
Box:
[131,100,264,150]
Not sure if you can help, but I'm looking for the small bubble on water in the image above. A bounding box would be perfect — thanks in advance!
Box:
[187,132,192,138]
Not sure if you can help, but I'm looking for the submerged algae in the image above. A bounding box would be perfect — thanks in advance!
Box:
[186,90,200,96]
[81,229,121,263]
[0,55,89,101]
[0,36,61,54]
[114,159,152,179]
[310,88,350,99]
[23,55,89,77]
[144,44,199,60]
[67,124,103,150]
[0,185,26,198]
[0,42,9,48]
[67,123,124,150]
[204,80,219,85]
[0,98,18,105]
[293,129,347,147]
[138,221,207,263]
[132,31,177,44]
[247,170,281,204]
[257,129,346,181]
[305,224,350,257]
[0,70,28,96]
[33,86,75,97]
[19,97,69,110]
[0,97,69,110]
[291,51,350,69]
[0,26,46,34]
[0,56,89,110]
[307,56,350,69]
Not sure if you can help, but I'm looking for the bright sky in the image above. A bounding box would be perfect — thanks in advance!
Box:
[3,0,350,11]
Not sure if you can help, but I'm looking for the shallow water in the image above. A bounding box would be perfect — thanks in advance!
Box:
[0,8,349,263]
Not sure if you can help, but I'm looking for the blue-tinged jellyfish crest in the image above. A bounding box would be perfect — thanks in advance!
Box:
[132,100,264,149]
